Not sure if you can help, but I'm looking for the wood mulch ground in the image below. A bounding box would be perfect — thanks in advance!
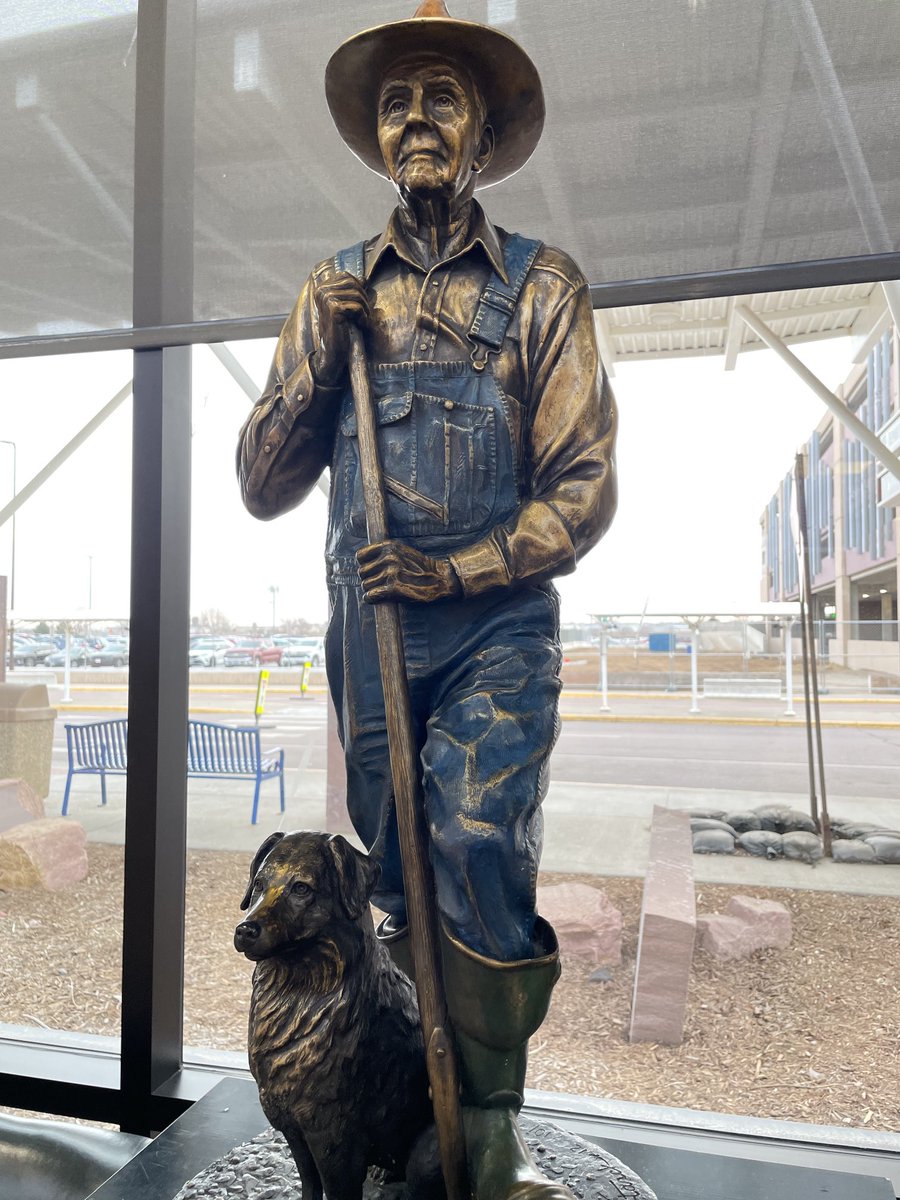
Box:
[1,846,897,1133]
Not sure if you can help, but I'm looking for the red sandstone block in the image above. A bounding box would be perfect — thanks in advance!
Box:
[0,777,43,832]
[697,895,792,960]
[0,817,88,890]
[629,806,696,1046]
[725,895,792,949]
[539,882,623,966]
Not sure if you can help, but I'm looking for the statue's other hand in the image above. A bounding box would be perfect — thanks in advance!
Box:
[312,272,371,388]
[357,540,462,604]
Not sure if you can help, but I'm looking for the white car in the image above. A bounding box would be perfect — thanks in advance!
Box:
[188,637,235,667]
[281,637,325,668]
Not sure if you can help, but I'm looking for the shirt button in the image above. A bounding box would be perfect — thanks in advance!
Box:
[296,393,305,403]
[431,278,439,287]
[263,443,273,454]
[419,342,429,351]
[443,399,454,411]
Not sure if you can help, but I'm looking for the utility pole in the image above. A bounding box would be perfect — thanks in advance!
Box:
[268,584,279,634]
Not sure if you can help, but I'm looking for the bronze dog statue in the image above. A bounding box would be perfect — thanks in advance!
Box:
[234,830,433,1200]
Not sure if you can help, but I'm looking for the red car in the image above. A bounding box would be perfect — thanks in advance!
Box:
[222,638,283,667]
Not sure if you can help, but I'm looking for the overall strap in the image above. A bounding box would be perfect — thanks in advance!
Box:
[333,240,367,281]
[468,232,543,369]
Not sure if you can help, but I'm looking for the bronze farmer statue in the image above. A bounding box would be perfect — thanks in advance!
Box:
[238,3,617,1197]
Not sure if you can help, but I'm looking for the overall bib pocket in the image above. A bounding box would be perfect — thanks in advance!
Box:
[341,389,498,538]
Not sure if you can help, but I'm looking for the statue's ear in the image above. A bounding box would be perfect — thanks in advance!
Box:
[327,834,380,921]
[473,124,495,176]
[240,832,285,910]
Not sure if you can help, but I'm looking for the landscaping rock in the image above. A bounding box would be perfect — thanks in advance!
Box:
[863,835,900,864]
[738,830,783,858]
[687,808,726,821]
[831,839,876,864]
[726,895,792,946]
[538,881,622,966]
[696,895,791,960]
[782,831,823,864]
[0,818,88,890]
[692,828,735,854]
[725,811,762,834]
[0,777,43,832]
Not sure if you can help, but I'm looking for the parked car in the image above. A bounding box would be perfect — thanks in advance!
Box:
[12,636,54,666]
[222,638,283,667]
[281,637,325,668]
[188,637,235,667]
[89,638,130,668]
[45,639,96,667]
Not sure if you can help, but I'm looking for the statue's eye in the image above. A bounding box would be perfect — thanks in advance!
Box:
[387,98,407,115]
[434,94,454,109]
[291,881,311,897]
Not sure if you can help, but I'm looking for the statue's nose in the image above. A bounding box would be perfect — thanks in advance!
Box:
[234,921,260,946]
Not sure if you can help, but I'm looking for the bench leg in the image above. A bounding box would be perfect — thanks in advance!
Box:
[279,766,285,815]
[100,770,108,808]
[62,771,74,817]
[252,776,262,825]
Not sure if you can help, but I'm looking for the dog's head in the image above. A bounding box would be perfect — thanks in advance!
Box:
[234,830,380,961]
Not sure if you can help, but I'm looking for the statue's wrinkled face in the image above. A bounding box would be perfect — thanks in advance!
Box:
[377,58,493,203]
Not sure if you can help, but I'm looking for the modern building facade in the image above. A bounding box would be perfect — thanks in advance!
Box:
[761,325,900,676]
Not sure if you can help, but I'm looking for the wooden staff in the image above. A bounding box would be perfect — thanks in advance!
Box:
[348,327,470,1200]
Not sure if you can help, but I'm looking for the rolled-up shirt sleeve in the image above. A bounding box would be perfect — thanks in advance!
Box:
[237,272,343,520]
[450,278,617,596]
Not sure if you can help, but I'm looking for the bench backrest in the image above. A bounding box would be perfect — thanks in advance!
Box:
[65,719,266,774]
[187,720,261,773]
[66,719,129,770]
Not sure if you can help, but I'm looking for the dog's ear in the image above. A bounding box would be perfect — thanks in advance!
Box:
[240,831,285,910]
[327,835,381,921]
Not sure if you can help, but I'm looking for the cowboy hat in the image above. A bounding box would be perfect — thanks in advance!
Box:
[325,0,544,188]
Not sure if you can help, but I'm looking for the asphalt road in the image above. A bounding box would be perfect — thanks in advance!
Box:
[49,679,900,806]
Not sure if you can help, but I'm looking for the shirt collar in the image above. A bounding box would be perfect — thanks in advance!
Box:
[366,201,508,284]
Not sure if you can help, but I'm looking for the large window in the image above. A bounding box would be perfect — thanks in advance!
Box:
[1,0,899,1187]
[0,350,132,1057]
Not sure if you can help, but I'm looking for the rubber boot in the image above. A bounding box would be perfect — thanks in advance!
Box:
[440,918,575,1200]
[375,913,415,980]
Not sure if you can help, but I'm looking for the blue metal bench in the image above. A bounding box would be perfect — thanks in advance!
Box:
[62,718,285,825]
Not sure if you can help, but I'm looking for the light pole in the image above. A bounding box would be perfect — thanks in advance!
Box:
[0,441,16,673]
[268,584,279,634]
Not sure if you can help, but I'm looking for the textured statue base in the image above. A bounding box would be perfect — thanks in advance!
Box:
[172,1117,657,1200]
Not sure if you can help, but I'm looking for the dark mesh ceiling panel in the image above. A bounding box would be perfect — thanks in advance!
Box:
[2,0,899,338]
[191,0,900,321]
[0,2,137,340]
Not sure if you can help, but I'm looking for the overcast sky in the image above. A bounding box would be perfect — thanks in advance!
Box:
[0,331,850,630]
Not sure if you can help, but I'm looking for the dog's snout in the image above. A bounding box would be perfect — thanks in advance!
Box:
[234,920,261,948]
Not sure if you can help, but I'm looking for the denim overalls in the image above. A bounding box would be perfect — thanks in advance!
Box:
[324,235,562,962]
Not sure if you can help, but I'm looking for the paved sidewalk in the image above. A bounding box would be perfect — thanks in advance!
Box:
[54,768,899,897]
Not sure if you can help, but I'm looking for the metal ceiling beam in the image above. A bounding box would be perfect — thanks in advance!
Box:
[735,303,900,483]
[722,298,744,371]
[609,295,872,338]
[592,311,617,378]
[35,110,133,240]
[727,0,798,336]
[0,381,133,530]
[208,342,330,498]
